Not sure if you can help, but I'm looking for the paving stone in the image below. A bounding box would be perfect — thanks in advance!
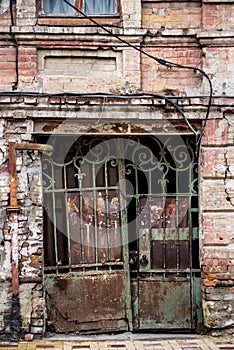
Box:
[1,337,234,350]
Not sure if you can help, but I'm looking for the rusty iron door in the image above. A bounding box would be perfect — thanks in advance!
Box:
[41,134,201,333]
[42,136,133,333]
[127,135,202,331]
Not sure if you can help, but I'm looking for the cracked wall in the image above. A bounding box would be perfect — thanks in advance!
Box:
[0,0,234,339]
[201,112,234,333]
[0,119,44,339]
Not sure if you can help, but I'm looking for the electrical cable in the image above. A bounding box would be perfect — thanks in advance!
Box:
[9,0,19,91]
[0,90,202,135]
[61,0,213,147]
[0,91,230,99]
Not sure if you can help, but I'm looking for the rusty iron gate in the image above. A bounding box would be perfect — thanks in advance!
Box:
[41,134,202,333]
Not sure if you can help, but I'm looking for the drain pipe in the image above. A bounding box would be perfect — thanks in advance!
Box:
[7,142,53,341]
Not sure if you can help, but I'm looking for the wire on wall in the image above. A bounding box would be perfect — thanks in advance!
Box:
[62,0,213,148]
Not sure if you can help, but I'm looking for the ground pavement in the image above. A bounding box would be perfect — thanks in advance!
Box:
[0,334,234,350]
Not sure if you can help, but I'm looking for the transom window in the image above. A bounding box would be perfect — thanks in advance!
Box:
[40,0,118,15]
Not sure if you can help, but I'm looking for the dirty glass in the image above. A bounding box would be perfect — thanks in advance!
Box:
[85,0,116,14]
[42,0,74,14]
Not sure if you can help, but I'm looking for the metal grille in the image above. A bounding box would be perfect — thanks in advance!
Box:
[42,136,126,273]
[42,135,198,276]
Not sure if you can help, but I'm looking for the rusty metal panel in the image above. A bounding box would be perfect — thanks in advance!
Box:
[45,271,128,333]
[138,279,192,329]
[130,279,139,330]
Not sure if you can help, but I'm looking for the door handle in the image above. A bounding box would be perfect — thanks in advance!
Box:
[140,255,149,266]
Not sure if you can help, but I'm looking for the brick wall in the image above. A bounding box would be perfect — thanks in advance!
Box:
[0,0,234,339]
[142,1,202,30]
[141,45,202,95]
[0,118,44,339]
[201,114,234,332]
[202,3,234,30]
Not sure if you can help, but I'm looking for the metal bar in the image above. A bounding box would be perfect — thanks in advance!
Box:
[118,141,133,331]
[8,142,53,210]
[7,142,20,211]
[92,163,98,266]
[176,171,180,274]
[43,185,119,193]
[15,143,53,153]
[8,142,20,210]
[44,188,195,195]
[189,163,196,328]
[64,164,71,270]
[51,166,59,273]
[44,261,124,270]
[78,175,85,264]
[104,161,110,261]
[8,211,20,341]
[7,141,53,340]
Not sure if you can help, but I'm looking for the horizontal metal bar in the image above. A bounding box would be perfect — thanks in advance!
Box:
[44,189,198,196]
[44,186,119,193]
[138,268,201,274]
[44,261,124,271]
[15,143,53,153]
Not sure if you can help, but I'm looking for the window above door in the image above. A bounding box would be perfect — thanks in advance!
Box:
[38,0,121,26]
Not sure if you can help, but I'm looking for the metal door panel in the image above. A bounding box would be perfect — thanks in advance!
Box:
[138,279,191,329]
[45,271,128,333]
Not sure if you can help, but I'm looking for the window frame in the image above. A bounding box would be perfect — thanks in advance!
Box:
[37,0,121,26]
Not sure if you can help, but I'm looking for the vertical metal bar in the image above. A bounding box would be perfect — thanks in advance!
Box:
[92,163,98,266]
[104,161,110,262]
[189,158,195,328]
[51,165,59,273]
[8,142,19,210]
[162,178,166,278]
[9,211,21,341]
[7,142,53,341]
[118,140,133,331]
[7,143,21,341]
[77,173,85,264]
[64,164,71,270]
[176,169,179,274]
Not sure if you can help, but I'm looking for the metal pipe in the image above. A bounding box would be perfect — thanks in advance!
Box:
[8,142,20,211]
[15,143,53,153]
[7,142,53,341]
[8,142,53,211]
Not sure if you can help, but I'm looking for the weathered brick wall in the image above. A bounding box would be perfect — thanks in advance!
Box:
[0,45,17,90]
[142,1,202,30]
[0,118,12,337]
[141,45,202,95]
[35,45,141,94]
[201,114,234,332]
[202,47,234,96]
[0,118,44,339]
[202,2,234,30]
[0,0,234,339]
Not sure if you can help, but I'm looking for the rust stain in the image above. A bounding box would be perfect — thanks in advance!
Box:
[55,278,72,291]
[8,142,19,210]
[42,122,61,132]
[45,272,127,333]
[88,123,148,134]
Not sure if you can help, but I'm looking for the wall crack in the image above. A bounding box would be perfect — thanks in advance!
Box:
[224,150,234,207]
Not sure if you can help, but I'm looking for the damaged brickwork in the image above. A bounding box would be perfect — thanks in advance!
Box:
[0,0,234,341]
[201,114,234,334]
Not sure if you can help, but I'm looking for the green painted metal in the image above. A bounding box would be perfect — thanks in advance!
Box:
[42,135,201,333]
